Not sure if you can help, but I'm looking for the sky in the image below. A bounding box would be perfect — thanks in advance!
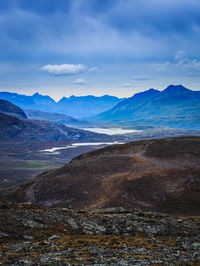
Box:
[0,0,200,100]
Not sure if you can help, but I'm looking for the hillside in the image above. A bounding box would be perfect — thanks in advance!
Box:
[12,136,200,215]
[24,109,92,127]
[0,92,124,118]
[0,99,27,119]
[0,112,113,147]
[90,85,200,130]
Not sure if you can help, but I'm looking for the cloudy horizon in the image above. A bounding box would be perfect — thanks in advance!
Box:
[0,0,200,100]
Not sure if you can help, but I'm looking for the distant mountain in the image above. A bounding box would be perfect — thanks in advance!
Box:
[0,99,27,119]
[90,85,200,130]
[0,92,124,118]
[31,92,56,106]
[24,109,92,127]
[55,95,125,117]
[13,136,200,215]
[0,92,55,111]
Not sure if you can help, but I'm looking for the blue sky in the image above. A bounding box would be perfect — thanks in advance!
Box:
[0,0,200,100]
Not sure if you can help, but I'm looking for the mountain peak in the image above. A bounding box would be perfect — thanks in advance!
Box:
[131,88,160,99]
[164,84,190,94]
[33,92,40,96]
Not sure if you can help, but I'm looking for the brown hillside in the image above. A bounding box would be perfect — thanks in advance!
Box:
[13,137,200,215]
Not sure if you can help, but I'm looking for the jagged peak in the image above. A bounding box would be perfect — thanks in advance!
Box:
[32,92,40,96]
[32,92,51,98]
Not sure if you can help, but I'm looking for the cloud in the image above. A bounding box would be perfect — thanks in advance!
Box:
[39,64,88,75]
[132,76,150,81]
[73,78,88,85]
[2,0,200,61]
[120,83,132,87]
[88,67,98,72]
[151,51,200,73]
[175,51,200,70]
[151,61,170,71]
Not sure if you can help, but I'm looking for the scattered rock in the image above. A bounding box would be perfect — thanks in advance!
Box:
[0,203,200,265]
[48,235,61,241]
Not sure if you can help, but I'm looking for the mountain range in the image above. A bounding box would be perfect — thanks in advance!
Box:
[89,85,200,130]
[0,92,124,118]
[1,84,200,130]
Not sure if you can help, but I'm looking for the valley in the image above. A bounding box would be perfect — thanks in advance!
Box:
[0,95,200,205]
[1,124,199,193]
[3,136,200,217]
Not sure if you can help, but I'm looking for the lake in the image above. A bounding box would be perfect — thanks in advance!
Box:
[80,127,142,135]
[41,141,123,153]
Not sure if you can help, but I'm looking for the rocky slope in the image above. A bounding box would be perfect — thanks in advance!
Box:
[12,136,200,215]
[0,99,27,119]
[0,203,200,265]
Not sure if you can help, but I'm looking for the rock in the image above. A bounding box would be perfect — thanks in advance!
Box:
[89,246,102,255]
[193,243,200,248]
[80,219,106,234]
[19,260,33,265]
[145,224,170,237]
[48,235,61,241]
[22,219,45,228]
[67,217,78,229]
[0,231,9,238]
[177,219,183,223]
[23,235,35,240]
[107,224,121,235]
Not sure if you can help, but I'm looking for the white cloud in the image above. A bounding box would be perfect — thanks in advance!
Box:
[39,64,88,75]
[151,52,200,72]
[151,61,170,71]
[175,51,200,70]
[88,67,98,72]
[73,78,88,85]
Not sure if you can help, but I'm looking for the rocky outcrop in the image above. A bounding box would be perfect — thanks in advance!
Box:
[0,203,200,265]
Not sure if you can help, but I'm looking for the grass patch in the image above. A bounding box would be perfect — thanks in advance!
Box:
[0,160,60,170]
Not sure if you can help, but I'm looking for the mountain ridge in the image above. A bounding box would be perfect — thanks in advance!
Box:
[0,92,124,118]
[0,112,114,148]
[89,85,200,129]
[0,99,27,119]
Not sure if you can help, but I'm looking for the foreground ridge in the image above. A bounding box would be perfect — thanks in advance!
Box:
[0,203,200,265]
[11,136,200,216]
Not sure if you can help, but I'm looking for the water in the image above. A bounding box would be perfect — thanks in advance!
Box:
[41,141,123,153]
[80,127,142,135]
